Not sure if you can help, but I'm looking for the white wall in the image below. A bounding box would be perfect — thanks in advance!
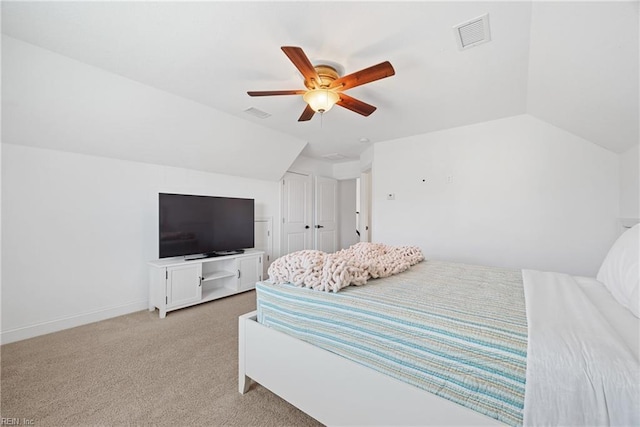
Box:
[620,144,639,220]
[0,144,3,339]
[289,155,362,181]
[360,146,374,171]
[288,155,334,178]
[1,143,281,343]
[373,115,619,277]
[333,161,361,180]
[338,179,359,250]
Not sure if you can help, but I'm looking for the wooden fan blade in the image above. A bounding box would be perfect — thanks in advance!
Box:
[247,90,305,96]
[329,61,395,91]
[281,46,321,88]
[298,104,316,122]
[336,93,377,116]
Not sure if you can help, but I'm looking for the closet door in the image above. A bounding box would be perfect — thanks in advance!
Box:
[359,170,372,243]
[281,172,313,254]
[314,176,338,253]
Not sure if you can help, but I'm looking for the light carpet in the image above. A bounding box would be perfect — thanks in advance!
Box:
[1,291,323,426]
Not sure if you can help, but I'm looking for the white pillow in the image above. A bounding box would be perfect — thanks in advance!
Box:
[597,224,639,318]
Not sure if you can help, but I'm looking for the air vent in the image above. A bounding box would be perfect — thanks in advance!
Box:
[453,13,491,50]
[243,107,271,119]
[321,153,348,161]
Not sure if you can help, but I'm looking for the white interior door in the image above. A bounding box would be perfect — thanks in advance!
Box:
[254,218,273,278]
[282,172,313,255]
[359,170,372,242]
[315,176,338,253]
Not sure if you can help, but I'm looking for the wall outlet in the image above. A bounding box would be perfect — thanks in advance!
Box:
[387,193,395,200]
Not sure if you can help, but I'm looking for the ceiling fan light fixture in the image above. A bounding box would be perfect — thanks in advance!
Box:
[303,89,340,113]
[248,46,395,121]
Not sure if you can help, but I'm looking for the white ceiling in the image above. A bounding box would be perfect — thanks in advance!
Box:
[2,1,638,164]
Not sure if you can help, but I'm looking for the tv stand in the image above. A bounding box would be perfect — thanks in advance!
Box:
[148,249,264,318]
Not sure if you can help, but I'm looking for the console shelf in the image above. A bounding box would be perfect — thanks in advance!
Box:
[148,249,264,318]
[202,271,236,282]
[202,285,237,301]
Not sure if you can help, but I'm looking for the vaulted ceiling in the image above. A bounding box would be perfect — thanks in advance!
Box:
[2,1,638,170]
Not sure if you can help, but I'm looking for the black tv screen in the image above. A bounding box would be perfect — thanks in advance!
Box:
[159,193,254,258]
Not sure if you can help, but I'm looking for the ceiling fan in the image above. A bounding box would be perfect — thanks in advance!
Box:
[248,46,395,122]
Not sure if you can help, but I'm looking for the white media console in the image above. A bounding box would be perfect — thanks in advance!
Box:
[148,249,264,318]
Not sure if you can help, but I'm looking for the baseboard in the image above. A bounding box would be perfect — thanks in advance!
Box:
[0,299,149,345]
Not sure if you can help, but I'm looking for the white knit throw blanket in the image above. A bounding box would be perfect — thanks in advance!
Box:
[267,242,425,292]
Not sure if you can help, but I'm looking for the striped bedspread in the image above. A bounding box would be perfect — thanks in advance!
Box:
[256,260,528,426]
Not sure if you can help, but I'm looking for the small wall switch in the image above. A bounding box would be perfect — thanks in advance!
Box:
[446,175,454,184]
[387,193,395,200]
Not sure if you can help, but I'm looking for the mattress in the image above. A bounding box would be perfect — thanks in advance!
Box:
[256,260,528,426]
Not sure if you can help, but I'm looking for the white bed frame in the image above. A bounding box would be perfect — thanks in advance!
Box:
[238,311,502,426]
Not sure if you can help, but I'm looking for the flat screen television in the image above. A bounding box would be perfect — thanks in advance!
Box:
[159,193,254,259]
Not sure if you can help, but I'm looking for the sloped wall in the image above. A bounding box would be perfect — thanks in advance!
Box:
[2,36,306,182]
[527,1,639,154]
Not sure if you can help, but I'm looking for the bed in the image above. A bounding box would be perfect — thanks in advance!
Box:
[238,225,639,426]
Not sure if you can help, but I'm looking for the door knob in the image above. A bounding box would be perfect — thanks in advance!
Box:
[315,225,324,229]
[305,225,310,229]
